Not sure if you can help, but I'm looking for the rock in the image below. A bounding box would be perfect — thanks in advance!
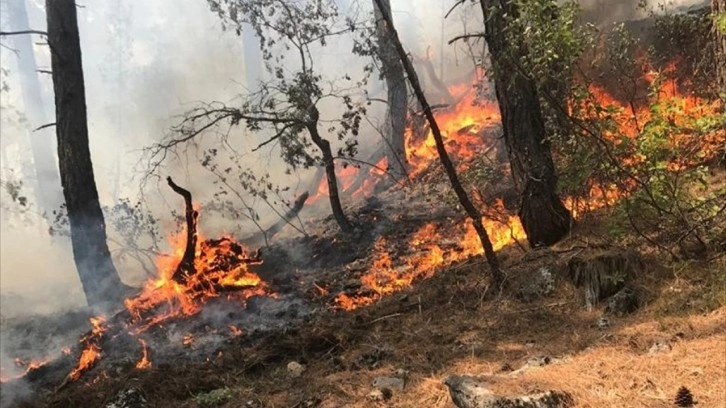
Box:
[518,267,556,302]
[648,341,672,355]
[287,361,306,377]
[444,375,574,408]
[605,287,642,316]
[105,387,148,408]
[525,356,552,368]
[367,388,393,401]
[510,355,555,376]
[567,250,643,310]
[595,316,611,329]
[373,376,405,391]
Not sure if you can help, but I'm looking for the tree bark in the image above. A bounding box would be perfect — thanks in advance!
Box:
[373,0,408,180]
[479,0,572,248]
[46,0,126,309]
[714,0,726,93]
[7,0,63,215]
[372,0,503,286]
[307,107,352,232]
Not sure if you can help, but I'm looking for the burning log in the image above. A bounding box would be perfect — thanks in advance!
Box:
[167,176,198,284]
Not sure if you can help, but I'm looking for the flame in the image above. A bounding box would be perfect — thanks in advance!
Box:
[335,199,527,310]
[68,316,106,381]
[332,62,723,311]
[228,325,243,336]
[123,225,271,334]
[405,88,501,178]
[135,339,152,369]
[0,358,49,383]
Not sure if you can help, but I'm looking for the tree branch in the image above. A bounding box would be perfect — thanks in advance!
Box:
[448,33,486,45]
[166,176,197,283]
[0,30,48,37]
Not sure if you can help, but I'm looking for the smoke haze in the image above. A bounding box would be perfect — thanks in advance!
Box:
[0,0,712,315]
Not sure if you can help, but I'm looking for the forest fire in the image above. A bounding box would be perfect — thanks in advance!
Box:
[124,232,270,335]
[332,64,724,310]
[0,359,49,384]
[68,316,106,381]
[135,339,151,369]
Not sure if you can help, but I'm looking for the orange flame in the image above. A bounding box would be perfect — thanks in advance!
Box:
[135,339,152,369]
[68,316,106,381]
[124,226,270,334]
[333,63,723,311]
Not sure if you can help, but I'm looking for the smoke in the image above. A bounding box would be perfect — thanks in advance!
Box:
[0,0,710,357]
[576,0,710,27]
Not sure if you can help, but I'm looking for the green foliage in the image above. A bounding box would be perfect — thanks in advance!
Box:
[716,12,726,34]
[648,6,718,97]
[192,387,233,407]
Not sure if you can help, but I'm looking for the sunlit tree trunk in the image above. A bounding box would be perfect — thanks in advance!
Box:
[373,0,407,179]
[46,0,127,310]
[7,0,63,215]
[479,0,572,248]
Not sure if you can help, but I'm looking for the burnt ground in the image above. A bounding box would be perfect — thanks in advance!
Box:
[1,176,725,407]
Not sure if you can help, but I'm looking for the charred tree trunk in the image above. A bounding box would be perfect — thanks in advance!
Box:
[167,177,198,283]
[307,107,352,232]
[715,0,726,93]
[372,0,502,286]
[373,0,408,180]
[7,0,63,215]
[479,0,572,248]
[46,0,126,309]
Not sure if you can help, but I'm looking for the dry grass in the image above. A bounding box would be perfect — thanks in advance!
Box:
[39,237,726,408]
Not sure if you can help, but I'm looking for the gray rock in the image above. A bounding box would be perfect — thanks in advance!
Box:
[444,375,574,408]
[367,388,393,401]
[605,288,642,316]
[105,387,147,408]
[373,376,405,391]
[287,361,306,378]
[518,267,556,302]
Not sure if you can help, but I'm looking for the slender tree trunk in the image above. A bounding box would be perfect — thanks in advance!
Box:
[7,0,63,215]
[479,0,572,248]
[714,0,726,93]
[373,0,408,179]
[307,108,352,232]
[46,0,126,310]
[372,0,502,286]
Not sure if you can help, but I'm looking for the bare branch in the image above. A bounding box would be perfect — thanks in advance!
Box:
[34,122,56,132]
[0,30,47,37]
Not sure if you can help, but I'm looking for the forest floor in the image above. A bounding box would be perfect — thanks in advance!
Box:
[3,165,726,408]
[35,224,726,408]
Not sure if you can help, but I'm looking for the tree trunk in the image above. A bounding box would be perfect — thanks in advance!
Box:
[7,0,63,215]
[307,108,352,232]
[479,0,572,248]
[373,0,408,180]
[714,0,726,93]
[372,0,502,286]
[46,0,126,310]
